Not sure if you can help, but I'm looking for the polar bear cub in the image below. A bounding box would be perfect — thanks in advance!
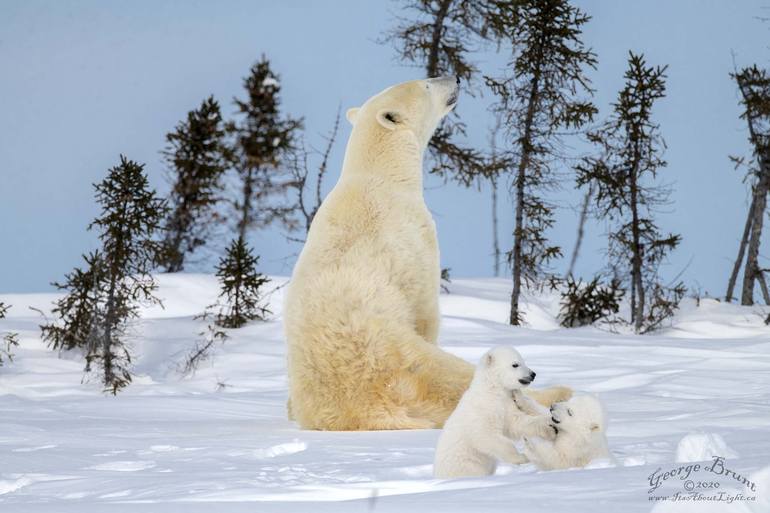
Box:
[433,347,557,478]
[521,395,612,470]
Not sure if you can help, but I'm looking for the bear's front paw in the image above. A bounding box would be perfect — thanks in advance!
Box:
[539,419,558,441]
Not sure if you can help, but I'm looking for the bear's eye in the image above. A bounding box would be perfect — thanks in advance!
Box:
[512,363,519,368]
[567,408,573,417]
[384,112,398,124]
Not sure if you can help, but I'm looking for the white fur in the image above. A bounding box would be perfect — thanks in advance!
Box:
[522,395,612,470]
[433,347,557,478]
[284,77,572,431]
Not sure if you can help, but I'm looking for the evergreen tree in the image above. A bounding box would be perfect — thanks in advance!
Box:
[382,0,491,185]
[484,0,597,325]
[724,65,770,305]
[41,156,166,393]
[41,251,105,351]
[228,57,303,241]
[0,302,19,367]
[213,237,270,328]
[159,96,230,272]
[558,276,623,328]
[576,52,683,333]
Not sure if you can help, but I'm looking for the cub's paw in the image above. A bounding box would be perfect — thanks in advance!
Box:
[538,418,558,441]
[511,389,525,409]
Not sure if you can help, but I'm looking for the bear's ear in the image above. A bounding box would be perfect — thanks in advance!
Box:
[346,107,360,126]
[376,109,403,130]
[589,423,600,432]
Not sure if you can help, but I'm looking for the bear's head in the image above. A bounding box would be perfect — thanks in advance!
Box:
[345,76,459,149]
[550,395,605,436]
[480,346,537,392]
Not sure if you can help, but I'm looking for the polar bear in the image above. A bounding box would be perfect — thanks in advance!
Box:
[433,347,557,478]
[520,395,612,470]
[283,77,571,431]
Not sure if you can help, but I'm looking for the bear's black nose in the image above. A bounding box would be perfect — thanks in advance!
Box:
[455,75,461,85]
[529,371,536,380]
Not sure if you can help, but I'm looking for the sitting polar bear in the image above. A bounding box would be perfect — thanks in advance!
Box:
[284,77,571,431]
[433,347,557,478]
[520,395,612,470]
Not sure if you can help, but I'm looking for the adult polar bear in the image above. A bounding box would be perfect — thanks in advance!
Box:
[284,77,570,430]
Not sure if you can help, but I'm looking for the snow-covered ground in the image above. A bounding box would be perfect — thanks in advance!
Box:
[1,274,769,512]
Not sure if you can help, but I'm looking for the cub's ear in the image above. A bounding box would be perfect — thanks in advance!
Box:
[346,107,360,126]
[376,109,403,130]
[589,423,600,432]
[485,353,494,367]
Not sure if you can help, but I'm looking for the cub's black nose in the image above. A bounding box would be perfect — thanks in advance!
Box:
[456,75,461,85]
[529,371,536,381]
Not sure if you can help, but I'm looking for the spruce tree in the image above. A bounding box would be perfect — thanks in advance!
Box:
[484,0,597,325]
[159,96,230,272]
[724,65,770,305]
[41,156,166,393]
[213,237,270,328]
[558,276,623,328]
[0,302,19,367]
[382,0,489,185]
[41,251,105,351]
[576,52,683,333]
[228,57,303,240]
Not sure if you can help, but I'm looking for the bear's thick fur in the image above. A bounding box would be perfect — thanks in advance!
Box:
[522,395,612,470]
[433,347,557,478]
[284,77,570,430]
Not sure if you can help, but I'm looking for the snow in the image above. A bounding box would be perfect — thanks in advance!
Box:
[676,432,739,463]
[1,275,770,512]
[262,77,280,88]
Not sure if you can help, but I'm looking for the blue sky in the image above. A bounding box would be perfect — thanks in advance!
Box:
[1,0,768,296]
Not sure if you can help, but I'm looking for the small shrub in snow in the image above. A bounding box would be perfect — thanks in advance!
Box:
[640,282,686,334]
[441,267,452,294]
[180,324,228,376]
[559,276,624,328]
[0,302,19,367]
[213,237,270,328]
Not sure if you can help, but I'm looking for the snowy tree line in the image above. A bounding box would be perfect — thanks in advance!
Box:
[1,0,769,391]
[34,57,299,392]
[383,0,770,332]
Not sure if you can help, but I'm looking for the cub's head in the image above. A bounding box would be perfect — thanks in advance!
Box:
[480,346,537,391]
[550,395,605,436]
[345,76,459,148]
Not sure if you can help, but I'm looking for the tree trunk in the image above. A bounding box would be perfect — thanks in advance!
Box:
[238,169,254,242]
[741,167,770,305]
[629,163,644,333]
[510,76,541,326]
[567,182,594,279]
[426,0,453,77]
[757,270,770,305]
[164,217,186,273]
[489,117,502,278]
[101,274,118,389]
[725,193,755,302]
[737,73,770,305]
[491,177,500,277]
